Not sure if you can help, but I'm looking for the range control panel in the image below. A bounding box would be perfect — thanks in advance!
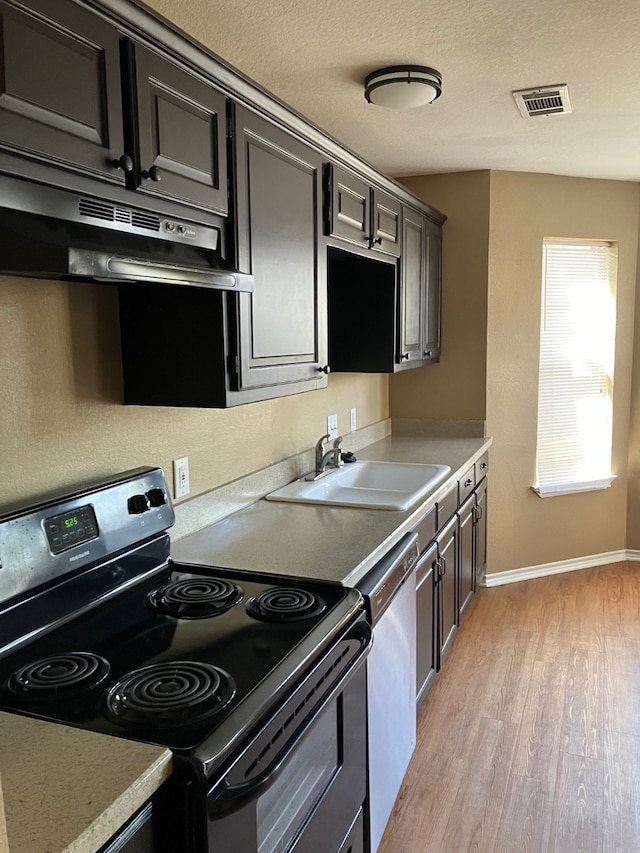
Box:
[44,505,98,555]
[0,467,174,607]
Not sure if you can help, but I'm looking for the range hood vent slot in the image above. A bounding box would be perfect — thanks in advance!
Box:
[78,198,161,232]
[78,198,114,221]
[512,84,572,118]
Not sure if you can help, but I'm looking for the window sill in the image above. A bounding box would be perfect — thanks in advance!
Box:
[531,476,617,498]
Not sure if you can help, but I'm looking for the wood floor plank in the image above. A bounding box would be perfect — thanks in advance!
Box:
[560,645,602,759]
[511,657,568,784]
[378,563,640,853]
[439,717,518,852]
[493,774,552,853]
[548,752,604,853]
[602,729,640,850]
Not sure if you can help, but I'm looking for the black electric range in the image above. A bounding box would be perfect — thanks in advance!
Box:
[0,467,371,853]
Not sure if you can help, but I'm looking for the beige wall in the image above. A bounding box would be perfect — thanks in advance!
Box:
[487,172,639,573]
[625,212,640,548]
[390,170,640,576]
[0,276,388,507]
[390,170,489,421]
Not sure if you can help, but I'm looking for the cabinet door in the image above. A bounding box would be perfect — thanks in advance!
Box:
[0,0,125,183]
[416,543,437,706]
[474,479,488,588]
[132,44,227,214]
[371,188,401,257]
[423,220,442,359]
[436,516,457,667]
[458,498,475,617]
[327,164,371,249]
[233,106,327,391]
[399,207,425,364]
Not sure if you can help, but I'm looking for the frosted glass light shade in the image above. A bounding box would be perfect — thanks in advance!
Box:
[364,66,442,109]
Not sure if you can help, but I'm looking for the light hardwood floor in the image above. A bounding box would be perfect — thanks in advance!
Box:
[378,562,640,853]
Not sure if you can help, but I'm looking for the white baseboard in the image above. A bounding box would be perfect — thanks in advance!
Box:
[483,550,638,587]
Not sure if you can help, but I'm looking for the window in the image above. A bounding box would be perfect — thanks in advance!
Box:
[533,240,618,497]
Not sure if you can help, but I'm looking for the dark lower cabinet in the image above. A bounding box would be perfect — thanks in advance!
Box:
[458,496,475,616]
[416,459,489,708]
[474,477,488,587]
[436,514,458,667]
[416,542,437,706]
[98,802,154,853]
[231,105,328,393]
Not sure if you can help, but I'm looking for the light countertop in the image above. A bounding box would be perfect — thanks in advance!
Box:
[173,435,491,586]
[0,712,171,853]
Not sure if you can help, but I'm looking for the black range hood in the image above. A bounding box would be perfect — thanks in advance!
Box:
[0,176,253,293]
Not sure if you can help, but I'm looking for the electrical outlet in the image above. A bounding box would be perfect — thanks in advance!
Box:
[327,414,338,441]
[173,457,190,498]
[350,407,357,432]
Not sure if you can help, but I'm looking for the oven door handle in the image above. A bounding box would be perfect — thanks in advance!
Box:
[206,619,372,817]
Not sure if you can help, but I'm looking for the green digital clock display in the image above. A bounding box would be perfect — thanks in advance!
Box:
[44,505,98,555]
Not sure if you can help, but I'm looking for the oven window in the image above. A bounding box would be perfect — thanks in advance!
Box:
[257,703,338,853]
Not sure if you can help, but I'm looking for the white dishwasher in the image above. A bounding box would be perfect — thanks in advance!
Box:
[357,532,418,853]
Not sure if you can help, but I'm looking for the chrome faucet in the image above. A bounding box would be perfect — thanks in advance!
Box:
[306,434,344,480]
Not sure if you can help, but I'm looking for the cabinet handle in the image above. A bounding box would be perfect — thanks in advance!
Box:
[464,479,473,488]
[142,166,162,182]
[439,556,447,577]
[424,350,433,358]
[401,353,410,361]
[480,462,487,470]
[372,236,383,245]
[316,364,331,375]
[111,154,134,173]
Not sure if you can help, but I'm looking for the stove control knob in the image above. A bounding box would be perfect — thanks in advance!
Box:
[146,488,167,508]
[128,494,150,514]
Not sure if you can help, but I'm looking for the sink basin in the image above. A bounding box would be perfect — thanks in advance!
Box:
[265,460,451,511]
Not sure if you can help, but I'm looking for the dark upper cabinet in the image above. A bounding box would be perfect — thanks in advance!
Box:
[231,105,328,393]
[399,207,442,365]
[326,164,401,257]
[0,0,125,183]
[399,207,425,364]
[130,43,227,213]
[424,219,442,360]
[328,204,442,374]
[119,106,329,408]
[0,0,227,214]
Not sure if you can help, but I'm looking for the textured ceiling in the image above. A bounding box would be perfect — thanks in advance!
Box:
[146,0,640,181]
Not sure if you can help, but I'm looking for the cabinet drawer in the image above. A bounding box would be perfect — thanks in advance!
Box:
[475,452,489,483]
[436,486,457,531]
[413,505,436,551]
[458,464,475,505]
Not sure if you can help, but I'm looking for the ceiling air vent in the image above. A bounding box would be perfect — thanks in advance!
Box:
[512,84,572,118]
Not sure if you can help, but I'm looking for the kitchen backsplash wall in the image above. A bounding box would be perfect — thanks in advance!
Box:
[0,276,389,507]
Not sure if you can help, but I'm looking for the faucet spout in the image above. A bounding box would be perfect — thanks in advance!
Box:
[306,434,344,480]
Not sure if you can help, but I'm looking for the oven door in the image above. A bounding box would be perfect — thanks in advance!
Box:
[198,617,371,853]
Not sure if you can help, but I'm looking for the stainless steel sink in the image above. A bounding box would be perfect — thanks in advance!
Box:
[265,460,451,511]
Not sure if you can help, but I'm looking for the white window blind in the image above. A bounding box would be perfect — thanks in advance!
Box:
[534,240,618,497]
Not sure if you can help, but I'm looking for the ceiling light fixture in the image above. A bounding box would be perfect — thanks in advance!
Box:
[364,65,442,109]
